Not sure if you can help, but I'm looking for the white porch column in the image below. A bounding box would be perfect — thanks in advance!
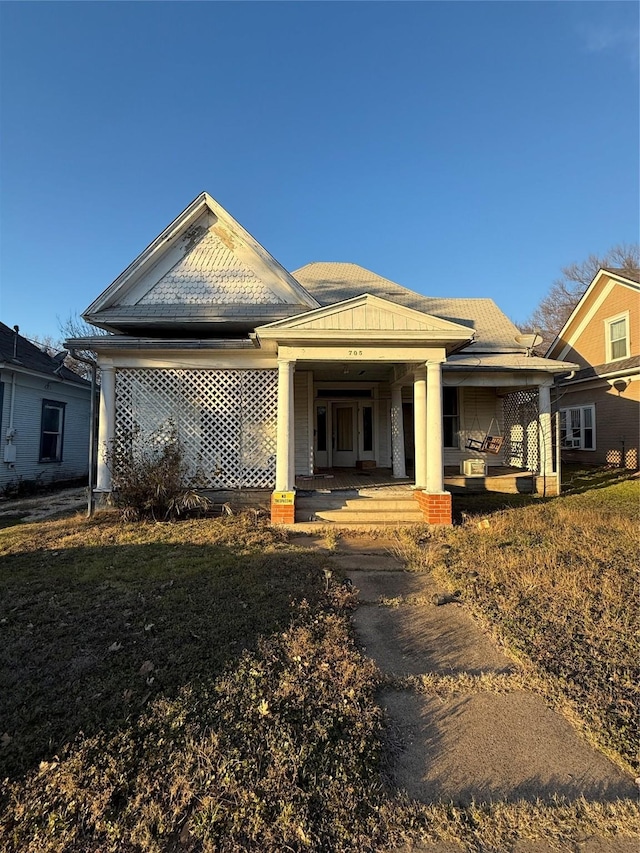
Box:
[426,360,445,493]
[413,367,428,489]
[96,365,115,492]
[275,357,296,491]
[391,385,406,478]
[538,383,553,477]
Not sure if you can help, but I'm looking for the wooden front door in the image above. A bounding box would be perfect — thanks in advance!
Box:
[332,403,357,467]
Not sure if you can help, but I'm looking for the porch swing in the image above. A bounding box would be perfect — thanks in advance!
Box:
[465,416,504,454]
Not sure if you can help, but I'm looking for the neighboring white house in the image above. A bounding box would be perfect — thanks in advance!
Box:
[67,192,576,524]
[0,323,92,493]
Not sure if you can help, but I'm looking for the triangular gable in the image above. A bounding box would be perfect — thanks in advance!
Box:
[83,193,318,330]
[256,293,474,340]
[545,268,640,359]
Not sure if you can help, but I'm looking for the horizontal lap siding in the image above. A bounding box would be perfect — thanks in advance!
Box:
[561,284,638,367]
[377,389,391,467]
[0,373,90,489]
[444,386,503,468]
[294,371,312,476]
[558,379,639,469]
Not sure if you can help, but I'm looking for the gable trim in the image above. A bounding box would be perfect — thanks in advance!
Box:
[83,193,319,325]
[255,293,474,339]
[546,269,639,358]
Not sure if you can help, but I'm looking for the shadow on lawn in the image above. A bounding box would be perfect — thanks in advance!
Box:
[0,541,327,782]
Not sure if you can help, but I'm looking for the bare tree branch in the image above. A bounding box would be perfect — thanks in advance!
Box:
[521,243,639,344]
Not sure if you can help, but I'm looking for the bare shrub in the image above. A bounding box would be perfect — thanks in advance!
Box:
[108,421,210,521]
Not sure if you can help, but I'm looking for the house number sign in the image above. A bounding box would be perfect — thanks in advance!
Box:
[347,350,364,356]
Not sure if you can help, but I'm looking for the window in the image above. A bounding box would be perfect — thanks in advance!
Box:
[606,314,629,362]
[362,405,373,452]
[40,400,65,462]
[560,405,595,451]
[443,387,459,448]
[316,405,327,452]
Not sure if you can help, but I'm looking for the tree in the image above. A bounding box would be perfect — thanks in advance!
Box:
[57,312,109,379]
[522,243,639,345]
[29,313,108,381]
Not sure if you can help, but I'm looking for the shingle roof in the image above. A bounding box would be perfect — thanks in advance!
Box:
[0,322,89,385]
[564,354,640,382]
[291,262,524,353]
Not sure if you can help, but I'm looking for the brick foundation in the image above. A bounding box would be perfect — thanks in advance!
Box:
[270,494,296,525]
[413,490,453,525]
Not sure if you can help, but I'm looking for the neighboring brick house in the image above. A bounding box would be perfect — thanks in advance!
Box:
[0,323,92,492]
[546,268,640,470]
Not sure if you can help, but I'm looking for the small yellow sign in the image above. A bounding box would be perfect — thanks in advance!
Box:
[272,491,295,505]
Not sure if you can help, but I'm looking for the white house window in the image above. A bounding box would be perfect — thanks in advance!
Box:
[560,405,595,450]
[40,400,66,462]
[606,314,629,362]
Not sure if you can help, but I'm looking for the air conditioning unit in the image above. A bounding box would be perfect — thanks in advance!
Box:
[462,459,487,477]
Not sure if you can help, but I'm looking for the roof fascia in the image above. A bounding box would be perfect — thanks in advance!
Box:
[64,336,256,351]
[0,361,88,386]
[545,269,639,358]
[83,193,210,318]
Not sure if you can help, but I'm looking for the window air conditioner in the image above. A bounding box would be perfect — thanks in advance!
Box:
[462,459,487,477]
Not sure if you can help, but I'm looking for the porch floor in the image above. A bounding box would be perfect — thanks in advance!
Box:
[295,466,535,494]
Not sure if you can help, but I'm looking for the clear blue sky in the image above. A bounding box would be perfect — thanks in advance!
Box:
[1,1,638,343]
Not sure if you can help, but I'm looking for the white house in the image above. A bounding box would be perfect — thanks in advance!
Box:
[67,192,575,524]
[0,323,92,493]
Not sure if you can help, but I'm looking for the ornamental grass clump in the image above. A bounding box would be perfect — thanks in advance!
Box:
[1,597,388,853]
[108,421,210,522]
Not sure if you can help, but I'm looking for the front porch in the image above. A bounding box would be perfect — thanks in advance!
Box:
[292,465,539,525]
[296,465,536,493]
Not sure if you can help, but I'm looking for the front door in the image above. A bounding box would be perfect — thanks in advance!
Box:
[332,403,357,467]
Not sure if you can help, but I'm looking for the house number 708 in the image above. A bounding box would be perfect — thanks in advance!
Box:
[348,350,363,356]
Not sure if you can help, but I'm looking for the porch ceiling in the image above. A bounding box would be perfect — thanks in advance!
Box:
[302,361,396,382]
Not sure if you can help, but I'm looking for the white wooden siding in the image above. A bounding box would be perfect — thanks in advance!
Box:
[294,371,312,475]
[444,386,503,467]
[376,385,391,467]
[0,370,91,489]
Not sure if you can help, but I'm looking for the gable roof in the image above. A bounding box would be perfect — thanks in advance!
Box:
[0,323,88,385]
[83,193,319,335]
[545,267,640,359]
[255,293,474,351]
[292,262,525,353]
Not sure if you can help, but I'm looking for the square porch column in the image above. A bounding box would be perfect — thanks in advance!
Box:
[272,357,296,524]
[391,385,407,478]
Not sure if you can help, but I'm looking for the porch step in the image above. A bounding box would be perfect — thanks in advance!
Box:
[295,492,424,524]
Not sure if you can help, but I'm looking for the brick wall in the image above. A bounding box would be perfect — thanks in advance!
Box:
[413,490,453,525]
[270,495,296,525]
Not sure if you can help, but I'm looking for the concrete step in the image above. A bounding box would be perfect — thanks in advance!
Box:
[296,497,421,512]
[305,508,424,523]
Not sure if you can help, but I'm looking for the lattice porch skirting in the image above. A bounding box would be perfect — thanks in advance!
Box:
[114,368,278,489]
[502,389,540,473]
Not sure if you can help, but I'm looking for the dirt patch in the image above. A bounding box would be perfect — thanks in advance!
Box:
[0,487,86,524]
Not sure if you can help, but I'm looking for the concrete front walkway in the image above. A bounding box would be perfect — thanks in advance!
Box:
[290,533,638,852]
